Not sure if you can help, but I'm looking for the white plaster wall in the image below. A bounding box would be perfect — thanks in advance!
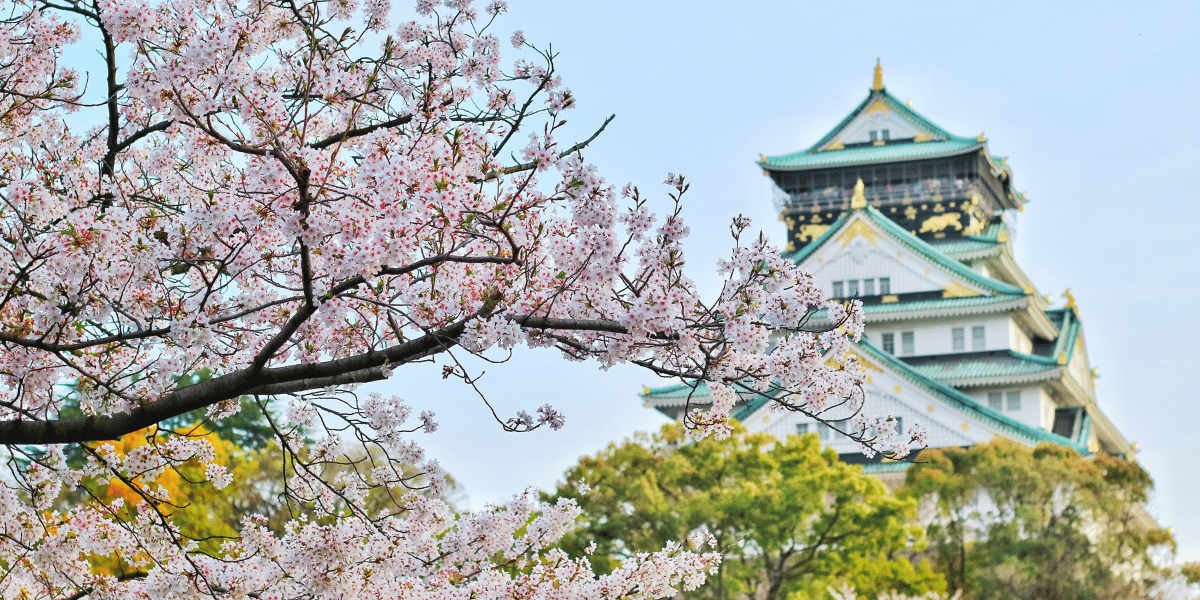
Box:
[1066,337,1094,394]
[839,110,922,145]
[1010,323,1033,354]
[963,384,1047,431]
[865,314,1016,356]
[810,239,946,297]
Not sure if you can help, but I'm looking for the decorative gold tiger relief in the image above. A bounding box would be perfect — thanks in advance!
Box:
[798,224,831,242]
[919,212,963,233]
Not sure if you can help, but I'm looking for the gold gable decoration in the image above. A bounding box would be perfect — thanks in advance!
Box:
[824,140,845,152]
[867,99,890,115]
[826,347,883,374]
[836,219,881,247]
[942,281,981,298]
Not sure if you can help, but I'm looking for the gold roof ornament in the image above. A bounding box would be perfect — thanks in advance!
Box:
[872,58,884,91]
[850,178,867,209]
[978,132,986,142]
[1063,288,1077,309]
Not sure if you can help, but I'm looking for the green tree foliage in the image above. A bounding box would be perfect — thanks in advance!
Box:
[901,440,1174,600]
[549,424,944,600]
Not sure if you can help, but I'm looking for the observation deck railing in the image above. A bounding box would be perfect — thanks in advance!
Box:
[774,178,986,214]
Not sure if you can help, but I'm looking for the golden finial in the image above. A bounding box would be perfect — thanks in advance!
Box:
[850,178,867,209]
[1063,289,1077,309]
[977,132,986,142]
[906,98,912,107]
[872,58,884,91]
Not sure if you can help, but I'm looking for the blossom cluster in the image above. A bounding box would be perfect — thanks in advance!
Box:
[0,0,910,597]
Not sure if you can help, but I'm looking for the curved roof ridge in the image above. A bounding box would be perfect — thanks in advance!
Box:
[859,206,1024,295]
[856,340,1089,452]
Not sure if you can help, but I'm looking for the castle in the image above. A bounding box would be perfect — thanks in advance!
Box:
[642,62,1136,487]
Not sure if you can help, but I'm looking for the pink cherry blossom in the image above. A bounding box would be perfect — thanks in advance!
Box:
[0,0,912,597]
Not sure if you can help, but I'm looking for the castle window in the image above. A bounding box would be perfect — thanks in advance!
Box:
[863,278,875,295]
[882,333,895,354]
[972,326,986,350]
[847,279,859,297]
[833,281,844,297]
[796,423,810,436]
[880,277,891,294]
[952,327,965,351]
[901,332,915,355]
[988,392,1003,411]
[1006,391,1022,411]
[882,129,890,141]
[869,130,878,142]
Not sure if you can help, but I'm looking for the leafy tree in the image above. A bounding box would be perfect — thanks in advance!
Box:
[0,0,915,597]
[550,424,944,600]
[901,440,1174,600]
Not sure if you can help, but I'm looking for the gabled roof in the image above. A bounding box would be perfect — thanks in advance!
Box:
[758,64,998,173]
[853,341,1090,452]
[786,204,1025,297]
[802,77,972,155]
[640,340,1090,453]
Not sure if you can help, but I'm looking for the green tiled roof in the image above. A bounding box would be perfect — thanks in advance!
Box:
[906,350,1060,383]
[1046,308,1081,363]
[801,88,965,154]
[761,86,984,171]
[855,340,1090,453]
[643,340,1089,453]
[862,294,1024,316]
[762,138,982,170]
[640,381,769,422]
[803,295,1028,325]
[927,222,1008,258]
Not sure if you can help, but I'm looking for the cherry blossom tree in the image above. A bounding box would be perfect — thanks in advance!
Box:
[0,0,918,597]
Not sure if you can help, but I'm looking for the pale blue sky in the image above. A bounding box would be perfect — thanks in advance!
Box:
[370,0,1200,563]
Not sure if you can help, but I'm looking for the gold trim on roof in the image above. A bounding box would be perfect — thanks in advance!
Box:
[867,99,891,115]
[942,281,981,298]
[872,58,884,90]
[1063,289,1077,309]
[836,219,881,247]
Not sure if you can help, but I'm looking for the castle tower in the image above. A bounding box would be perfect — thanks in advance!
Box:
[642,63,1137,484]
